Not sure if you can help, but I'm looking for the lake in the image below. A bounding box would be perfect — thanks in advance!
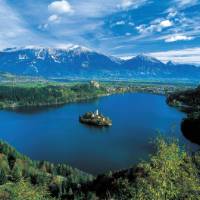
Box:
[0,93,198,174]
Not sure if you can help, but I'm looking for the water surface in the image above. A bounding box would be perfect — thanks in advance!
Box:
[0,93,198,174]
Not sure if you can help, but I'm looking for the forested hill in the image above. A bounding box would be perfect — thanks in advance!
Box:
[0,81,187,110]
[0,138,200,199]
[0,140,93,200]
[0,82,108,109]
[167,86,200,144]
[167,85,200,112]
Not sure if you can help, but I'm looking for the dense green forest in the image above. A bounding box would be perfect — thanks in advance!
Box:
[0,140,93,200]
[0,80,191,110]
[167,85,200,112]
[167,86,200,144]
[0,82,108,109]
[0,138,200,200]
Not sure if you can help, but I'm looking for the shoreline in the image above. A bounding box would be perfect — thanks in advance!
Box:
[0,81,194,110]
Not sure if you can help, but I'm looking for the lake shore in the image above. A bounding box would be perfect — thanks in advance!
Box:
[0,81,193,110]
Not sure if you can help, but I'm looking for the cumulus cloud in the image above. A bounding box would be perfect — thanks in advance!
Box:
[48,14,61,23]
[136,19,173,34]
[1,0,200,59]
[48,0,73,14]
[165,35,193,42]
[46,1,73,27]
[160,20,173,27]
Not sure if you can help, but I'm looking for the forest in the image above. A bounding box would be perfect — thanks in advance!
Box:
[167,86,200,144]
[0,82,107,109]
[0,138,200,200]
[0,80,190,110]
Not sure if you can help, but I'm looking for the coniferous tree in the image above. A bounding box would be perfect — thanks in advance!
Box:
[0,168,7,185]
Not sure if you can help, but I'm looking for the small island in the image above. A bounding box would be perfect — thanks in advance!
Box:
[79,109,112,127]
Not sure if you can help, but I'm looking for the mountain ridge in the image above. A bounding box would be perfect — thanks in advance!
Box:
[0,46,199,79]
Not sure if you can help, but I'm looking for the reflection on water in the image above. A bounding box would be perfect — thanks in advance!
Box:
[0,93,198,174]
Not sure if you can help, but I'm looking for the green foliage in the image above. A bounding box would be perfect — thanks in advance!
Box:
[79,138,200,200]
[0,138,200,199]
[133,138,200,200]
[0,140,93,199]
[11,165,22,182]
[167,85,200,113]
[0,82,107,109]
[167,86,200,144]
[0,180,53,200]
[0,168,7,185]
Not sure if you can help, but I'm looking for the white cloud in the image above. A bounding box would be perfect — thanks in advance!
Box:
[116,21,126,25]
[125,32,131,36]
[166,8,178,18]
[48,14,61,23]
[48,0,73,14]
[119,0,149,9]
[160,20,173,27]
[46,1,73,27]
[0,0,41,49]
[128,22,135,26]
[136,19,173,35]
[136,25,146,33]
[120,55,134,60]
[135,1,200,43]
[74,0,148,18]
[165,35,193,42]
[173,0,199,8]
[149,47,200,64]
[38,23,48,31]
[70,0,149,19]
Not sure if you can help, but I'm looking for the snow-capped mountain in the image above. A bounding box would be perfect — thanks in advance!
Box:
[119,54,200,78]
[0,45,121,76]
[121,54,166,76]
[0,46,200,79]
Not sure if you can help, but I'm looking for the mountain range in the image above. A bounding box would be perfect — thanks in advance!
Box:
[0,45,199,80]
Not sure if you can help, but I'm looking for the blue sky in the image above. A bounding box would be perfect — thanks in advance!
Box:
[1,0,200,64]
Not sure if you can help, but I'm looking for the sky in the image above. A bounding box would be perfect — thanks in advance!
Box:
[0,0,200,64]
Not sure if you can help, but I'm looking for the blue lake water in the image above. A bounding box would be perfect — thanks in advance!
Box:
[0,93,198,174]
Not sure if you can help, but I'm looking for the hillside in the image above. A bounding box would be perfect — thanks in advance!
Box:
[0,138,199,199]
[0,82,108,109]
[167,86,200,144]
[0,81,191,110]
[0,140,93,200]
